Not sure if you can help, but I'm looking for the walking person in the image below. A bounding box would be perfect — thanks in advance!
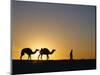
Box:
[70,49,73,60]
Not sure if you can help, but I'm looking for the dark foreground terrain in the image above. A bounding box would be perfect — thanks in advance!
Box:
[12,59,96,74]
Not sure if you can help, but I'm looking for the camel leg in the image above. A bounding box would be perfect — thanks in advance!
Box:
[20,55,23,60]
[41,54,42,60]
[38,54,41,60]
[47,55,49,60]
[28,55,30,60]
[20,52,24,60]
[29,55,31,60]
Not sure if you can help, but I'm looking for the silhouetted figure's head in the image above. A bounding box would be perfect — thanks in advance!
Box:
[71,49,73,51]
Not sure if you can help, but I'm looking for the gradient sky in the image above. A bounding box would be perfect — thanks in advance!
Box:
[12,1,96,60]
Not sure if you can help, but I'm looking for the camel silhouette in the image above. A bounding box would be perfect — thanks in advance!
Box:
[38,48,56,60]
[20,48,39,60]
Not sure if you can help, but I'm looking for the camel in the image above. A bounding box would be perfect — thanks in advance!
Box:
[20,48,39,60]
[38,48,56,60]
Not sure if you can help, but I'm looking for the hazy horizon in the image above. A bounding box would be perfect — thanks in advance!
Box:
[12,1,96,60]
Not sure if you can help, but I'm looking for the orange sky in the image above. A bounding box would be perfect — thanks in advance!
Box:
[12,1,96,60]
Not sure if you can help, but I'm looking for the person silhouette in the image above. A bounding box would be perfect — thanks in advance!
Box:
[70,49,73,60]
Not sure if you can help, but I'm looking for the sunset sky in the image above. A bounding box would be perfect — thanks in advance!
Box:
[12,1,96,60]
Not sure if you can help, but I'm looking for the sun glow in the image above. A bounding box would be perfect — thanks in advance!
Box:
[33,41,50,49]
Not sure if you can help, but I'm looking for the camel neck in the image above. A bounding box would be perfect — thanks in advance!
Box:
[33,50,37,54]
[50,51,54,54]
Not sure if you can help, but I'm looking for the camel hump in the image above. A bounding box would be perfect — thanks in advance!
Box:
[43,48,49,50]
[21,48,33,53]
[23,48,31,50]
[41,48,49,51]
[40,48,50,53]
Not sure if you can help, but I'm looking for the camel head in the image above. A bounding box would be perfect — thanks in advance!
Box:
[52,49,56,52]
[32,49,39,54]
[35,49,39,51]
[50,49,56,54]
